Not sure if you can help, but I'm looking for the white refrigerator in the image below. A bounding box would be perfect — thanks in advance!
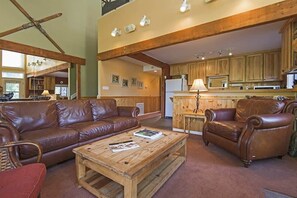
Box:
[165,78,188,117]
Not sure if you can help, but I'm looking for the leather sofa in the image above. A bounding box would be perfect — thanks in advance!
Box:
[203,98,296,167]
[0,99,140,167]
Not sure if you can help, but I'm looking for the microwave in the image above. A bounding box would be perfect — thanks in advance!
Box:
[254,85,280,90]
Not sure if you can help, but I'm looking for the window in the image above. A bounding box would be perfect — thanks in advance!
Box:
[5,82,20,99]
[2,50,25,68]
[2,72,24,79]
[55,85,68,97]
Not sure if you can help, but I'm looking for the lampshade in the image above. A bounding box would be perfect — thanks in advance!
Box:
[41,89,50,96]
[190,79,208,92]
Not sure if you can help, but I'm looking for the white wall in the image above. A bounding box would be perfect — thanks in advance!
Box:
[98,0,284,53]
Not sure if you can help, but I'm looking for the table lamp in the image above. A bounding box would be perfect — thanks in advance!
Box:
[41,89,50,96]
[190,79,208,113]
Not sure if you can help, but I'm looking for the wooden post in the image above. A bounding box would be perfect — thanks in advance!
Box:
[76,64,81,99]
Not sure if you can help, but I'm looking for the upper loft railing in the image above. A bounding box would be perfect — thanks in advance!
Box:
[101,0,130,15]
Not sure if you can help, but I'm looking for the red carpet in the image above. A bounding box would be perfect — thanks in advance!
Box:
[41,135,297,198]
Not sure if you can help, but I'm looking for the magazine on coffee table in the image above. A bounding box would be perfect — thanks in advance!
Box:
[109,140,140,153]
[134,128,163,140]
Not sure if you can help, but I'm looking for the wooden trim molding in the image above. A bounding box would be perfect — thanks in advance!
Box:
[27,63,70,77]
[97,0,297,61]
[0,39,86,65]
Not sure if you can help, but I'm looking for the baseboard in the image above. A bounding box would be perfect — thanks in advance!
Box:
[137,111,161,120]
[173,128,202,136]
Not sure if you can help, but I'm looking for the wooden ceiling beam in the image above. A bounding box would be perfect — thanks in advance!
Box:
[27,62,70,77]
[0,39,86,65]
[98,0,297,61]
[127,53,170,70]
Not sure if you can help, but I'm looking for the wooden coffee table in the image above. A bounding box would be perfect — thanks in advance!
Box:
[73,127,188,198]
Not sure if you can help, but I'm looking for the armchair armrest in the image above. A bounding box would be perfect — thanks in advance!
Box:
[0,140,43,171]
[283,100,297,114]
[0,120,19,143]
[247,113,294,129]
[205,108,236,121]
[117,106,140,117]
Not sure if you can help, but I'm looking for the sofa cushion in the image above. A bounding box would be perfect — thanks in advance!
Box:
[56,100,93,126]
[68,121,114,142]
[19,127,78,159]
[235,99,285,122]
[90,99,118,121]
[0,163,46,198]
[207,121,245,142]
[0,101,58,133]
[103,116,139,132]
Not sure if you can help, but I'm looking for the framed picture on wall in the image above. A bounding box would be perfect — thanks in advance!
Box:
[137,81,143,89]
[131,78,137,86]
[112,74,120,84]
[122,79,128,87]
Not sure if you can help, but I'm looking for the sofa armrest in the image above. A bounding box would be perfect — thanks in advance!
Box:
[205,108,236,121]
[117,106,140,117]
[0,120,19,143]
[247,113,294,129]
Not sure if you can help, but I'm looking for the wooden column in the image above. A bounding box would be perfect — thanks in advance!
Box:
[76,64,81,99]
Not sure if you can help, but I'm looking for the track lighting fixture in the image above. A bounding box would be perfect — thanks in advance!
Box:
[195,48,234,60]
[180,0,191,13]
[111,28,121,37]
[140,15,150,27]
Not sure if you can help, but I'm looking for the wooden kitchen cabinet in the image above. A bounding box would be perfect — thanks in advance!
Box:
[170,63,188,76]
[264,51,281,81]
[217,58,229,75]
[206,58,229,76]
[246,53,263,82]
[229,56,245,82]
[206,59,218,76]
[188,61,206,85]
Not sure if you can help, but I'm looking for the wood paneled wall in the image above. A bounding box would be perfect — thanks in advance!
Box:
[100,96,160,114]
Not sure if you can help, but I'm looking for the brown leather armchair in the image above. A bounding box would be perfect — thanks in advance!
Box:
[203,98,295,167]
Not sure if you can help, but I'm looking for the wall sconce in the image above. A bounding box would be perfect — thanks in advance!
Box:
[111,28,121,37]
[180,0,191,13]
[140,15,150,26]
[125,24,136,33]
